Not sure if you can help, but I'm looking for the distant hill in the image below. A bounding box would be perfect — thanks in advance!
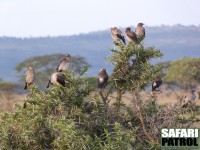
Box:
[0,24,200,82]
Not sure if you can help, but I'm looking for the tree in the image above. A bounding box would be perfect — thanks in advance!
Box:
[160,57,200,89]
[106,42,162,110]
[16,54,90,87]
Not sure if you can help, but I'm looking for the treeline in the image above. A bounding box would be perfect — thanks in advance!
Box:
[0,25,200,82]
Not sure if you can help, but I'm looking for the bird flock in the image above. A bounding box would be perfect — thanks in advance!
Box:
[24,23,196,108]
[111,23,145,45]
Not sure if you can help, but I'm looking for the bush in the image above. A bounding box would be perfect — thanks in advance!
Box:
[0,67,134,149]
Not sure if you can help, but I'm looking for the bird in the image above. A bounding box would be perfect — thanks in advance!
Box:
[111,27,126,45]
[98,68,109,90]
[47,72,66,88]
[182,89,196,108]
[135,23,145,42]
[24,66,35,90]
[23,92,33,108]
[56,54,72,72]
[151,75,162,96]
[125,27,139,44]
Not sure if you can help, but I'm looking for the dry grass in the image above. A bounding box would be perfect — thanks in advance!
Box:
[0,91,25,112]
[1,89,200,123]
[1,89,200,112]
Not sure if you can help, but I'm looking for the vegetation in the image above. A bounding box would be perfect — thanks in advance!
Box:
[16,54,90,88]
[0,68,134,149]
[0,40,200,149]
[0,80,19,91]
[159,57,200,89]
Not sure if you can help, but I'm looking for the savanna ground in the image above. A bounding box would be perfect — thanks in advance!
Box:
[1,86,200,127]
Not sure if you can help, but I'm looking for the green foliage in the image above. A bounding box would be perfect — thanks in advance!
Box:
[84,77,97,89]
[162,57,200,88]
[16,54,90,87]
[108,43,162,91]
[107,42,162,110]
[0,69,134,149]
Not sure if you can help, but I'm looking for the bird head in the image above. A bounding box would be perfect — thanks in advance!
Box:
[138,23,144,27]
[64,54,71,60]
[66,54,71,58]
[111,27,117,31]
[126,27,131,32]
[100,68,106,73]
[27,66,33,70]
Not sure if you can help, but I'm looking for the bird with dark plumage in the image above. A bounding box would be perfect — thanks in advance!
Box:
[135,23,145,42]
[56,54,72,72]
[98,68,108,90]
[151,75,162,94]
[111,27,126,45]
[47,72,66,88]
[24,66,35,90]
[125,27,139,44]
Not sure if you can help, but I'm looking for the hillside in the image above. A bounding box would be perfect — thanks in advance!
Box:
[0,24,200,82]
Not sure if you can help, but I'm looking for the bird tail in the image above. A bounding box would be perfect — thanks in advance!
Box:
[24,82,28,90]
[61,82,66,87]
[122,36,126,45]
[56,65,59,72]
[47,80,51,88]
[23,102,27,108]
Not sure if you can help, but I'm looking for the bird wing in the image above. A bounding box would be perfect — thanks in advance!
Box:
[56,60,63,71]
[105,73,109,82]
[126,31,138,42]
[64,62,71,70]
[56,73,66,86]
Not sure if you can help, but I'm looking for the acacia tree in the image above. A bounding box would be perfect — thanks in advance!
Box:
[156,57,200,89]
[101,42,162,110]
[164,57,200,89]
[16,54,90,87]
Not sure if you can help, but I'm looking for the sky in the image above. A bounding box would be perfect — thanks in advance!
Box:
[0,0,200,37]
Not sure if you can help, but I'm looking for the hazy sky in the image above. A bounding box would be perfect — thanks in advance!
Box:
[0,0,199,37]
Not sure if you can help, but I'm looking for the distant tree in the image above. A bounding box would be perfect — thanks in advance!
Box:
[162,57,200,89]
[16,54,90,87]
[0,81,19,91]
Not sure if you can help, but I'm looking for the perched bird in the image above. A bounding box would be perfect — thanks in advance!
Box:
[182,89,196,108]
[151,75,162,96]
[98,68,109,90]
[125,27,139,44]
[56,54,72,72]
[24,66,35,90]
[47,72,66,88]
[23,92,33,108]
[111,27,126,45]
[135,23,145,42]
